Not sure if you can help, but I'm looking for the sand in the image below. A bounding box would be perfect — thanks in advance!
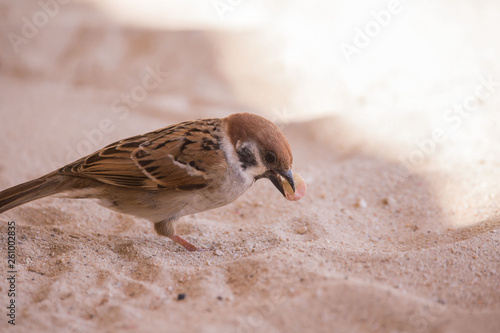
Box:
[0,1,499,332]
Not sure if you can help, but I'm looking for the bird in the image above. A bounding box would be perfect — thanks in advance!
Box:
[0,113,306,251]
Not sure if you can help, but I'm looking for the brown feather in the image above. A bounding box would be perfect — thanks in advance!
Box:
[58,119,227,190]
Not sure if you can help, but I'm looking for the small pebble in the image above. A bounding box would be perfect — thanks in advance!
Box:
[214,249,224,256]
[382,196,396,207]
[177,293,186,301]
[297,226,308,235]
[356,198,367,209]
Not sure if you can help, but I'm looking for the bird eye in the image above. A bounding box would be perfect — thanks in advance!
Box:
[265,151,277,164]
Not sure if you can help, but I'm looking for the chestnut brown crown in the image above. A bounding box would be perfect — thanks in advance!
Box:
[224,113,293,172]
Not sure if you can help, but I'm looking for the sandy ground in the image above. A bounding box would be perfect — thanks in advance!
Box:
[0,1,499,332]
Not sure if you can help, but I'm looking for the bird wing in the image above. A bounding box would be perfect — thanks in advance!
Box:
[59,119,227,190]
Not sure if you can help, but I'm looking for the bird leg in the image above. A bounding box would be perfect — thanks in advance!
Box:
[154,220,198,252]
[168,235,198,252]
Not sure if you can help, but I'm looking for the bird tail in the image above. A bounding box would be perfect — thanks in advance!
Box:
[0,173,72,214]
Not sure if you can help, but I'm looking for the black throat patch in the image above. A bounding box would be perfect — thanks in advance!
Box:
[237,146,257,170]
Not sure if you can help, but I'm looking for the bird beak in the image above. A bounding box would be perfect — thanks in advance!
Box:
[266,169,295,198]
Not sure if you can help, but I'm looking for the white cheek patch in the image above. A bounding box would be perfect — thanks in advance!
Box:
[221,136,266,187]
[237,141,267,177]
[250,163,267,178]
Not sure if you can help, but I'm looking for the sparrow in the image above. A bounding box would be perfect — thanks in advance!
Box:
[0,113,306,251]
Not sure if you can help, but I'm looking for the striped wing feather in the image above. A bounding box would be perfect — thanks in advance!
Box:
[59,119,225,190]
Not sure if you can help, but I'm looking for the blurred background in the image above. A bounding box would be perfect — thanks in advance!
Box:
[0,0,499,225]
[1,3,500,332]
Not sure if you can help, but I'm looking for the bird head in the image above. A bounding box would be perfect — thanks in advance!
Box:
[224,113,297,198]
